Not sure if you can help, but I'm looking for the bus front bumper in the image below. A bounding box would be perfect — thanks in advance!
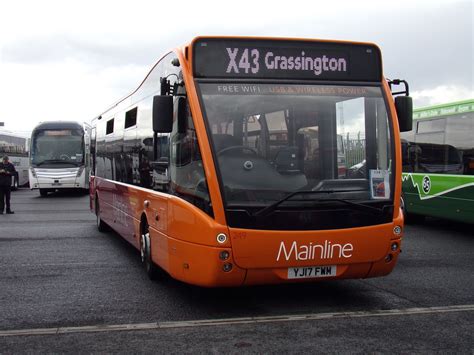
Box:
[154,230,401,287]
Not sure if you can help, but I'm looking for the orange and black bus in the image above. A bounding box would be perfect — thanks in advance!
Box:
[90,37,412,287]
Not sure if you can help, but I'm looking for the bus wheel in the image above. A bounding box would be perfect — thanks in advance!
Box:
[39,189,48,197]
[140,223,161,280]
[96,199,108,232]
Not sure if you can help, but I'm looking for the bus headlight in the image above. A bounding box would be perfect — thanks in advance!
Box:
[76,166,84,177]
[222,263,233,272]
[30,168,36,178]
[219,250,230,260]
[391,242,399,252]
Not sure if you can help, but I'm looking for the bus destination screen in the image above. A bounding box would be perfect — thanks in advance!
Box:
[193,38,382,82]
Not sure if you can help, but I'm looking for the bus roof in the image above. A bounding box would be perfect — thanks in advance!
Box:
[413,99,474,120]
[32,121,84,132]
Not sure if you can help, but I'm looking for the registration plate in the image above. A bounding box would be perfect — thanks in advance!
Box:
[288,265,337,279]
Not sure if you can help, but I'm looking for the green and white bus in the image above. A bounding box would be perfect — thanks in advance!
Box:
[401,99,474,223]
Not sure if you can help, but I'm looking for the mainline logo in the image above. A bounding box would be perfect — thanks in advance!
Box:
[276,240,354,261]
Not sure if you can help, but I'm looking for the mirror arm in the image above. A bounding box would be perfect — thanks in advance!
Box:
[388,79,410,96]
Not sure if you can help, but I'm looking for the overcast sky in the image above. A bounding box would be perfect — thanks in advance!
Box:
[0,0,472,136]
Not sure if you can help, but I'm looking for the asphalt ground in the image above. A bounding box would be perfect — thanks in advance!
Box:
[0,188,473,353]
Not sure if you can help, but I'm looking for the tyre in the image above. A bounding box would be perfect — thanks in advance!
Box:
[39,189,48,197]
[96,198,109,232]
[140,222,162,280]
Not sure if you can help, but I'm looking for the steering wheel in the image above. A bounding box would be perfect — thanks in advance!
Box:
[60,154,69,160]
[217,146,258,156]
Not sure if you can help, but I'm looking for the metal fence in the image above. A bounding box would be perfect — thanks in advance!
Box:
[344,136,366,168]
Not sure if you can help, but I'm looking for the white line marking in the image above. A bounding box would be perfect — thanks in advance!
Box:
[1,304,473,337]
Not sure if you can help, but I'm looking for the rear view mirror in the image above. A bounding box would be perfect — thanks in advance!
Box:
[395,96,413,132]
[152,95,173,133]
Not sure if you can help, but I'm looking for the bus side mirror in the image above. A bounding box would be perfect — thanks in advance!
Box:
[176,97,188,134]
[153,95,173,133]
[395,96,413,132]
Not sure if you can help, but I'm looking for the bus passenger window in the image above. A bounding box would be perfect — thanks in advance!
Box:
[106,119,114,135]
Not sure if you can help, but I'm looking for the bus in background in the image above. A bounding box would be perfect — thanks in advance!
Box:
[90,36,412,287]
[29,121,91,197]
[0,131,29,189]
[401,99,474,223]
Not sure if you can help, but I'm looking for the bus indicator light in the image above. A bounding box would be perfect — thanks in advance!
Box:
[217,233,227,244]
[393,226,402,235]
[76,166,84,177]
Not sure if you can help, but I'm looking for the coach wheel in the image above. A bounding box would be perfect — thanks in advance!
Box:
[140,222,161,280]
[96,199,108,232]
[39,189,48,197]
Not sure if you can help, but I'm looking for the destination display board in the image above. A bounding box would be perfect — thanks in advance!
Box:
[193,38,382,81]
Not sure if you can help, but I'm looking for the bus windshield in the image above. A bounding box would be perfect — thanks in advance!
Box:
[199,83,393,207]
[31,129,84,167]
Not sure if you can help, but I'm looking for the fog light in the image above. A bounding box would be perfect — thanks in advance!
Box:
[385,254,393,263]
[393,225,402,235]
[391,242,399,252]
[219,251,230,260]
[222,263,233,272]
[216,233,227,244]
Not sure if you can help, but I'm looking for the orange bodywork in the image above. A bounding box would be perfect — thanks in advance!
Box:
[90,36,405,287]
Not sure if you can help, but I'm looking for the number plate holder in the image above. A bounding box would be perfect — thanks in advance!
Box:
[287,265,337,279]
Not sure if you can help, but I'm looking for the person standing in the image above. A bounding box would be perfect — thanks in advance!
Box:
[0,155,16,214]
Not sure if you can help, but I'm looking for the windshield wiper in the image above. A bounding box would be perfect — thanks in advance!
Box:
[252,190,372,218]
[252,190,385,218]
[310,198,386,216]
